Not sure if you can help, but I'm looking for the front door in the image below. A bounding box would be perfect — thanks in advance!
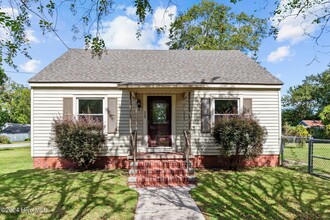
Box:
[147,96,172,147]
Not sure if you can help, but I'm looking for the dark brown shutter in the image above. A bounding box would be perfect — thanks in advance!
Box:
[107,98,117,134]
[63,97,73,120]
[243,98,252,115]
[201,98,211,133]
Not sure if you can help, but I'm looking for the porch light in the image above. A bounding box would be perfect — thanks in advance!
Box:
[136,99,142,111]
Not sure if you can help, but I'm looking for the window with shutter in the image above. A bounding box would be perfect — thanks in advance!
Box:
[243,98,252,115]
[107,98,117,134]
[63,97,73,120]
[78,99,103,122]
[201,98,211,133]
[214,99,239,122]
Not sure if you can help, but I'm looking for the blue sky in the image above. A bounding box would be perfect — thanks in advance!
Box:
[1,0,329,94]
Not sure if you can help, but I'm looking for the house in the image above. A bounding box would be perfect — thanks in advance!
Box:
[29,49,282,186]
[298,120,324,129]
[0,123,31,142]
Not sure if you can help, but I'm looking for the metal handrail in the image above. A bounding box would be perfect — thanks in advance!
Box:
[183,130,191,173]
[130,130,137,168]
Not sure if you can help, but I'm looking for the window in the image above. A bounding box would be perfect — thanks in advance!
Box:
[78,99,103,122]
[214,99,238,122]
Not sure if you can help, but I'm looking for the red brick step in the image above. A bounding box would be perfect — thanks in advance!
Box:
[128,154,196,188]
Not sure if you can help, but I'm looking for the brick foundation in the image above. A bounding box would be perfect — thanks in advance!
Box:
[193,155,279,168]
[33,154,279,169]
[33,156,129,169]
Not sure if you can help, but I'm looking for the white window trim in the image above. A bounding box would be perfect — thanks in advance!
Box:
[74,96,106,131]
[211,98,240,125]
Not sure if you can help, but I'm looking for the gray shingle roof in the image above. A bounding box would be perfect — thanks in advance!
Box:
[28,49,283,85]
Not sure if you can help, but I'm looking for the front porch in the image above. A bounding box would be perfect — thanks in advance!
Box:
[123,87,195,187]
[123,87,193,153]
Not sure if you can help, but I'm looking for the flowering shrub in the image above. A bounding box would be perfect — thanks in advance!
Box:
[212,114,266,169]
[52,117,106,168]
[0,135,11,144]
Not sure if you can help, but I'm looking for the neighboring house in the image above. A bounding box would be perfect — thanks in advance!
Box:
[29,49,282,186]
[298,120,324,129]
[0,123,31,142]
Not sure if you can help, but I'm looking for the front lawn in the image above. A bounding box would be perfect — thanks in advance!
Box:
[191,168,330,220]
[284,143,330,174]
[0,147,33,174]
[0,147,138,219]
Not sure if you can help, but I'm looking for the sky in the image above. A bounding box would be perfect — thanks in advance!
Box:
[1,0,330,95]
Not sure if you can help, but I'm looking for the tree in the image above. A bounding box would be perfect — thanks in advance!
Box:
[0,67,8,88]
[2,0,328,70]
[167,1,267,57]
[0,80,30,124]
[1,0,153,69]
[282,68,330,125]
[320,105,330,125]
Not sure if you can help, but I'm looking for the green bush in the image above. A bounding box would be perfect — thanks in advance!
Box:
[319,105,330,125]
[325,125,330,139]
[212,115,266,170]
[24,138,31,141]
[52,117,106,169]
[309,126,326,139]
[283,124,309,137]
[0,135,11,144]
[282,124,309,147]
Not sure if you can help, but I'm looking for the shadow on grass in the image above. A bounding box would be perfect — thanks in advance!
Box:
[0,169,138,219]
[191,167,330,220]
[0,148,15,152]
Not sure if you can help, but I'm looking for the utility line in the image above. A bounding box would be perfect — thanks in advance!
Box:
[4,70,37,74]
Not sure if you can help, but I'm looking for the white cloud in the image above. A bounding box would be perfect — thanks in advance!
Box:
[0,8,19,41]
[0,8,39,44]
[99,16,155,49]
[275,73,282,78]
[152,6,176,30]
[98,5,177,50]
[26,29,40,43]
[152,6,177,49]
[125,6,136,17]
[271,0,329,44]
[266,46,292,63]
[20,60,41,72]
[0,7,19,17]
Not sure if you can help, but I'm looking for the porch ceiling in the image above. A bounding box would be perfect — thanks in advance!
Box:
[118,86,193,94]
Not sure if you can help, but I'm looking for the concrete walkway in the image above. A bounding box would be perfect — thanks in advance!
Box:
[0,142,30,149]
[135,186,205,220]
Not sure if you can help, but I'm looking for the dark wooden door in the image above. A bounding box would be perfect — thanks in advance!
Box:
[147,96,172,147]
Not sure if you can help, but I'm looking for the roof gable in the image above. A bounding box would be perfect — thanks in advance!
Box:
[299,120,324,127]
[29,49,283,85]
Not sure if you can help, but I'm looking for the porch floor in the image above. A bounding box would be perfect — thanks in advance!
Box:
[128,152,194,160]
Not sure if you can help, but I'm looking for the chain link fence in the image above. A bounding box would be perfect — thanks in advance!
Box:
[308,139,330,178]
[281,136,330,179]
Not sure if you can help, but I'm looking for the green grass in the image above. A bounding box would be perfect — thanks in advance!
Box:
[0,147,33,174]
[284,143,330,174]
[191,168,330,220]
[0,147,138,219]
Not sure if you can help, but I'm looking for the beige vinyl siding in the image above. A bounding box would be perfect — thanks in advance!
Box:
[189,89,281,155]
[31,87,280,157]
[175,93,190,150]
[32,88,135,157]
